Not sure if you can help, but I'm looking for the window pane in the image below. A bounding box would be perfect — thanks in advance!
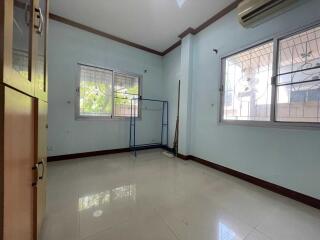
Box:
[276,25,320,123]
[278,67,320,85]
[113,73,139,117]
[79,65,113,117]
[223,42,273,121]
[278,26,320,78]
[276,81,320,123]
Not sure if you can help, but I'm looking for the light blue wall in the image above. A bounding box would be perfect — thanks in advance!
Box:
[189,0,320,199]
[48,20,164,156]
[49,0,320,199]
[163,46,181,147]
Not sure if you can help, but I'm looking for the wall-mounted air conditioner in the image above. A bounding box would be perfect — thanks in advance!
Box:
[238,0,297,28]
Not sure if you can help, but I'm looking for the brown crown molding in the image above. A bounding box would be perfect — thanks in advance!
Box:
[177,0,242,39]
[49,13,163,56]
[162,40,182,56]
[179,0,242,39]
[167,0,242,55]
[194,0,242,34]
[178,27,196,39]
[49,1,241,56]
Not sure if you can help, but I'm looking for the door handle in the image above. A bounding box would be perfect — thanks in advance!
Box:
[34,7,44,35]
[32,163,39,187]
[32,159,45,186]
[38,159,45,180]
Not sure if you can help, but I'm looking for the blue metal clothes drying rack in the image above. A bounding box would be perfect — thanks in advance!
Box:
[129,97,169,156]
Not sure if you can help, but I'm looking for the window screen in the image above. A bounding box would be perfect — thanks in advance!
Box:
[78,65,113,117]
[113,72,140,117]
[222,42,274,121]
[276,26,320,123]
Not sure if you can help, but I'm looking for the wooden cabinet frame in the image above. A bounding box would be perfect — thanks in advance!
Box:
[33,0,49,102]
[0,0,49,101]
[1,0,35,95]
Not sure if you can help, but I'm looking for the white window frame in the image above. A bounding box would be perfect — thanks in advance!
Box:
[75,63,142,120]
[219,39,274,125]
[219,21,320,129]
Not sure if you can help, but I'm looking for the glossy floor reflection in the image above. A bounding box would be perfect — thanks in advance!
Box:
[41,149,320,240]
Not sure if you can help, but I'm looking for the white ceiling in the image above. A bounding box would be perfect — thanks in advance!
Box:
[50,0,235,52]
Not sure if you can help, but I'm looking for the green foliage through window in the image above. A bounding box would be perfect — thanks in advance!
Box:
[78,65,140,118]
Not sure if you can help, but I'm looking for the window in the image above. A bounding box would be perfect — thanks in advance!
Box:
[222,41,274,121]
[113,72,139,117]
[78,65,113,117]
[276,26,320,123]
[220,23,320,127]
[76,64,141,119]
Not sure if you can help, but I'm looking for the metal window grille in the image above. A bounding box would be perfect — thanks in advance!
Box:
[222,41,274,121]
[113,72,140,117]
[78,65,113,118]
[220,22,320,128]
[76,64,141,119]
[276,25,320,123]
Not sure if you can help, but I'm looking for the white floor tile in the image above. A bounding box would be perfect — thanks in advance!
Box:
[256,200,320,240]
[41,149,320,240]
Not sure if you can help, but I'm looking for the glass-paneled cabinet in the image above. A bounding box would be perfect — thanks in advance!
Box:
[0,0,49,239]
[2,0,49,100]
[12,0,32,81]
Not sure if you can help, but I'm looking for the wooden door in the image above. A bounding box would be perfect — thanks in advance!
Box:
[3,86,36,240]
[1,0,35,96]
[35,99,47,238]
[33,0,49,101]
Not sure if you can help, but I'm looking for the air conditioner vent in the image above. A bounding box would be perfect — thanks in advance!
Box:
[238,0,297,28]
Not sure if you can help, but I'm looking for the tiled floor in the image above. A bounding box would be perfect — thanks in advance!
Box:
[41,149,320,240]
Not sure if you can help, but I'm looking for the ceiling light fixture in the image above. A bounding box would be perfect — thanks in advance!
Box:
[176,0,187,8]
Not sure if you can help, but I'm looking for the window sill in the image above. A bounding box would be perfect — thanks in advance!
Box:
[219,119,320,131]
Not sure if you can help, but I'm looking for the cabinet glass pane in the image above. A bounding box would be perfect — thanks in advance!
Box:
[36,0,47,92]
[13,0,31,79]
